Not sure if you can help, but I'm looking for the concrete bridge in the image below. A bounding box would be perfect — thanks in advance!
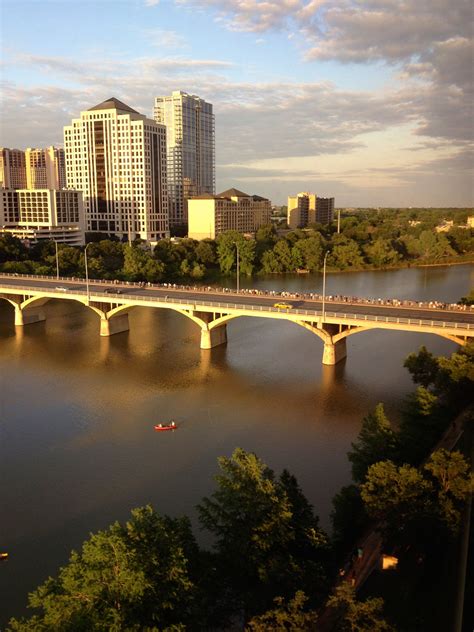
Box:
[0,274,473,364]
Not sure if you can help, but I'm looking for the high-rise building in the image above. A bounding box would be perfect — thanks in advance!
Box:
[64,97,169,243]
[287,192,335,228]
[154,91,215,229]
[0,148,27,189]
[188,188,271,240]
[25,147,66,189]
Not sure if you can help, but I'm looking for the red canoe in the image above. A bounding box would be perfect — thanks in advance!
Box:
[154,422,178,432]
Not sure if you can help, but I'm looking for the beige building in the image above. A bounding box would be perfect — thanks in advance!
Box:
[188,188,271,240]
[154,91,215,228]
[64,97,169,243]
[0,148,27,189]
[287,192,335,228]
[0,189,84,245]
[25,146,66,189]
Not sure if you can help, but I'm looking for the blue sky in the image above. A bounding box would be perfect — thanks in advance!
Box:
[1,0,473,206]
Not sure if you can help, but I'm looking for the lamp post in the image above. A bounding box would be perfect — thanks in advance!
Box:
[54,241,59,280]
[84,243,92,304]
[235,241,240,293]
[322,250,329,322]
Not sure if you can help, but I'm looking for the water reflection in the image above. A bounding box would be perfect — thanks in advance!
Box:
[0,265,472,625]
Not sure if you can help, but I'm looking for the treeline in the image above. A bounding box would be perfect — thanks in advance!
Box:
[331,341,474,629]
[0,208,473,281]
[8,343,474,631]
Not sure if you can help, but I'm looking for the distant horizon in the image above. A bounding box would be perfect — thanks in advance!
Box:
[1,0,472,207]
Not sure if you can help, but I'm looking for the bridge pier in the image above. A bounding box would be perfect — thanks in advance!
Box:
[100,314,130,336]
[200,325,227,349]
[322,338,347,365]
[14,305,46,327]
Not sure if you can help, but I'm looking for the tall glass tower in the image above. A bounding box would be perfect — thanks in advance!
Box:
[154,91,215,229]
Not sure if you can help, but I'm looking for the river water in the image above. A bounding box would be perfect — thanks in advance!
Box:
[0,264,472,624]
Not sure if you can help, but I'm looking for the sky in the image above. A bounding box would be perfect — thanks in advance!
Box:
[1,0,473,207]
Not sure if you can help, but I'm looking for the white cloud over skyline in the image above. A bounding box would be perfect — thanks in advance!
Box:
[1,0,472,206]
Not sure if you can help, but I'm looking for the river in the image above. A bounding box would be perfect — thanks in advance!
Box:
[0,264,472,625]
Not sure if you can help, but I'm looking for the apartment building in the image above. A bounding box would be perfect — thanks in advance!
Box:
[188,188,271,240]
[154,91,215,229]
[0,148,27,189]
[25,146,66,189]
[287,192,335,228]
[0,189,84,245]
[64,97,169,243]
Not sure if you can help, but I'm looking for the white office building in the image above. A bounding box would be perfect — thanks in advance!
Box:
[0,189,85,245]
[64,97,169,243]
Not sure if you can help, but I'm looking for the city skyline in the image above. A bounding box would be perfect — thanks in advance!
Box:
[1,0,472,207]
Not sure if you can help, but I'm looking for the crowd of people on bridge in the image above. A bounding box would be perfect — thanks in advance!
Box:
[4,271,473,313]
[155,281,473,312]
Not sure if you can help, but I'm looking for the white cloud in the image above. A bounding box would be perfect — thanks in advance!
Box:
[142,28,188,49]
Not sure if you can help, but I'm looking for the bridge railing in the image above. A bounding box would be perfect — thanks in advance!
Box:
[1,282,473,332]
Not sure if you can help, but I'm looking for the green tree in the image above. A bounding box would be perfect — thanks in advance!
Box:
[260,250,283,273]
[361,451,473,548]
[195,239,217,266]
[326,583,395,631]
[291,235,324,271]
[8,506,200,631]
[246,591,318,631]
[424,449,474,533]
[83,240,124,278]
[348,404,397,483]
[329,238,364,270]
[273,239,294,271]
[404,346,440,388]
[364,239,400,268]
[216,232,255,275]
[360,460,432,545]
[447,227,474,254]
[0,234,28,263]
[197,449,328,620]
[122,245,165,282]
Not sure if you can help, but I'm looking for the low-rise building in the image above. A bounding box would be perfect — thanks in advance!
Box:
[188,188,271,239]
[0,189,85,245]
[287,192,335,228]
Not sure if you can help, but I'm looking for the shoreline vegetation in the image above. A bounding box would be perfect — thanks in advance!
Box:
[6,343,474,631]
[0,208,472,284]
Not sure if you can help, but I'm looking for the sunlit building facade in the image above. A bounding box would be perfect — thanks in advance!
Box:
[25,147,66,190]
[287,192,334,228]
[0,148,27,189]
[64,97,169,243]
[154,91,215,229]
[0,189,84,245]
[188,188,271,240]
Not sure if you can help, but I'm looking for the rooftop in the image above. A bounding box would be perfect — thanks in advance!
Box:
[217,187,251,198]
[88,98,139,115]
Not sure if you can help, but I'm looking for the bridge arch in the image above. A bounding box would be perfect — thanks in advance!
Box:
[0,295,21,310]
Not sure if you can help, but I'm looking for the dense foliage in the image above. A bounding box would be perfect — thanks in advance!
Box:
[0,208,472,281]
[330,341,474,630]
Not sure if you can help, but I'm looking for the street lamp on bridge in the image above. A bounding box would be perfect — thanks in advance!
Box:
[235,241,240,293]
[54,241,59,281]
[84,243,92,304]
[322,250,329,322]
